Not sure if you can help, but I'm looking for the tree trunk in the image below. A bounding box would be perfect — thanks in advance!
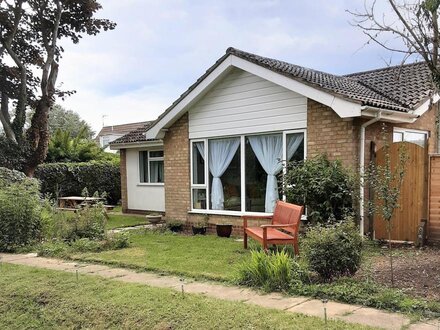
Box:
[24,97,51,177]
[387,222,394,288]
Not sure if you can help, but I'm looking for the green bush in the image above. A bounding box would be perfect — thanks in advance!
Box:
[284,155,355,224]
[236,249,308,292]
[0,167,27,184]
[102,232,130,250]
[0,178,42,252]
[41,203,107,241]
[303,220,362,281]
[35,161,121,204]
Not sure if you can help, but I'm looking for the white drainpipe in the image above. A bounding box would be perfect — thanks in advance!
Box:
[359,111,382,237]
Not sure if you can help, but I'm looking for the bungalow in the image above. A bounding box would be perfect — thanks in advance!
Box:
[110,48,438,236]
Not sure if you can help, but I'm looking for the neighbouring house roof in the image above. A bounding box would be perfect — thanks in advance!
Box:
[95,121,151,142]
[114,48,436,144]
[110,121,157,145]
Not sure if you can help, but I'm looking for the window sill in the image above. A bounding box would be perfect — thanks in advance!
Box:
[137,183,164,187]
[188,209,308,221]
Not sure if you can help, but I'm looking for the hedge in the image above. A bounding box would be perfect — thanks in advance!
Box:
[0,167,27,184]
[35,161,121,204]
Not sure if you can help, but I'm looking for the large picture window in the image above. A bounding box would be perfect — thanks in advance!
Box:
[139,150,164,184]
[190,130,305,214]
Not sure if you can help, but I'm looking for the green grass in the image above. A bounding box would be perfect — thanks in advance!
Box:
[0,263,373,330]
[106,213,147,230]
[69,230,250,281]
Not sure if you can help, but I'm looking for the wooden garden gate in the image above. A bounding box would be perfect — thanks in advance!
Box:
[428,155,440,242]
[373,142,428,242]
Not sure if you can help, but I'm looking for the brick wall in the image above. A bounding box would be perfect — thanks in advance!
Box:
[120,149,128,213]
[307,99,359,170]
[163,113,191,221]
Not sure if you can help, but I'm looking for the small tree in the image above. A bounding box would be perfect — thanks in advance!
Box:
[365,128,408,287]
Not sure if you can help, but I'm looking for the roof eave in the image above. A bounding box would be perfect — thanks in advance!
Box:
[110,139,163,150]
[361,106,419,123]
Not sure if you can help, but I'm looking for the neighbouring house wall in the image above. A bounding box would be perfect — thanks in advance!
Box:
[125,148,165,212]
[163,113,191,221]
[307,99,359,170]
[188,68,307,139]
[120,149,128,213]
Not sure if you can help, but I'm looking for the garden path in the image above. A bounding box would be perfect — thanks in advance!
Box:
[0,252,437,330]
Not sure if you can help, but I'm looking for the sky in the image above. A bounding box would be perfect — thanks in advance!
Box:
[56,0,402,133]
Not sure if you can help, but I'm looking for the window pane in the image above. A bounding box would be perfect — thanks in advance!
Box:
[404,132,426,147]
[208,138,241,211]
[192,189,207,209]
[139,151,148,183]
[287,133,305,162]
[393,132,404,142]
[150,160,164,183]
[150,150,164,158]
[245,138,266,212]
[192,142,205,184]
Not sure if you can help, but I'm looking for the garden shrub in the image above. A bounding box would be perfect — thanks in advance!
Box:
[284,155,355,224]
[0,167,27,184]
[102,232,130,250]
[42,202,107,241]
[0,178,42,252]
[236,249,309,292]
[35,161,121,204]
[303,220,362,281]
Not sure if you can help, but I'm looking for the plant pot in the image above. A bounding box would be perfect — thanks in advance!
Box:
[146,214,163,225]
[192,226,207,235]
[168,224,183,232]
[216,224,233,238]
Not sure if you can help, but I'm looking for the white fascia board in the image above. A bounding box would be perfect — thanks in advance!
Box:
[110,140,163,150]
[361,107,417,123]
[413,93,440,117]
[145,57,234,139]
[230,56,362,118]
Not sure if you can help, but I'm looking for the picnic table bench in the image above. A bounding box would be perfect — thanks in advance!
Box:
[58,196,104,209]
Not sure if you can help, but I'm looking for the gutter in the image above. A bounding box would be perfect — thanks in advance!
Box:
[359,111,382,237]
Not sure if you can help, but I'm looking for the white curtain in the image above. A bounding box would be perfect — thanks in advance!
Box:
[249,134,303,213]
[195,142,205,160]
[150,161,164,183]
[208,138,240,210]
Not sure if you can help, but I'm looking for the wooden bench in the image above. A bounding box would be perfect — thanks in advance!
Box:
[243,201,303,255]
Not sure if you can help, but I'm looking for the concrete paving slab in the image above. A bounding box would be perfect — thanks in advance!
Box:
[244,292,310,310]
[409,321,440,330]
[337,307,410,330]
[70,264,111,274]
[94,267,134,278]
[0,253,37,262]
[288,299,360,318]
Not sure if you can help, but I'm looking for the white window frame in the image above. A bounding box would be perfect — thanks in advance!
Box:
[189,129,306,216]
[393,127,429,146]
[138,149,164,186]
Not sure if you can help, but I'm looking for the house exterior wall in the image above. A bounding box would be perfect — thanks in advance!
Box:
[120,149,128,213]
[188,68,307,139]
[163,113,191,221]
[307,99,359,170]
[125,148,165,212]
[161,79,438,234]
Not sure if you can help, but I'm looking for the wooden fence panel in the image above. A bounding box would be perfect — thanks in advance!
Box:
[429,155,440,242]
[373,142,427,242]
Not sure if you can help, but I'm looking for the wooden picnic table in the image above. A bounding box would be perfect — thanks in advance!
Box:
[58,196,104,209]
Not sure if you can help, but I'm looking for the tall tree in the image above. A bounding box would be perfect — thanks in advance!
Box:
[28,104,95,139]
[0,0,115,176]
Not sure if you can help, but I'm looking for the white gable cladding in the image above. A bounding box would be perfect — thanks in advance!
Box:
[188,68,307,139]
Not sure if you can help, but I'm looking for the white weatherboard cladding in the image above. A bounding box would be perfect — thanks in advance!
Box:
[126,149,165,212]
[188,68,307,139]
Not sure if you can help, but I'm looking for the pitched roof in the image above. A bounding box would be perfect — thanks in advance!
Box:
[110,121,156,145]
[228,48,434,112]
[95,121,151,142]
[113,48,436,145]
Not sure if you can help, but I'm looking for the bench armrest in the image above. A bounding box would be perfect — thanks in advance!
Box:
[242,215,272,229]
[260,224,293,229]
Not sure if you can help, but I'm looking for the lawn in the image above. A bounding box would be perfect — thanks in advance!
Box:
[70,230,251,281]
[0,263,372,330]
[106,213,147,230]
